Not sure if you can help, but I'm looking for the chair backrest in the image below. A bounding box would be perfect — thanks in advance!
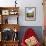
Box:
[23,28,36,41]
[21,28,37,46]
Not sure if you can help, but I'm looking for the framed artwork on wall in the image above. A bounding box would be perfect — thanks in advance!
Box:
[25,7,36,21]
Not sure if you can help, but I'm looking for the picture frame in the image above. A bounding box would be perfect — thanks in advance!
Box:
[25,7,36,21]
[2,10,9,15]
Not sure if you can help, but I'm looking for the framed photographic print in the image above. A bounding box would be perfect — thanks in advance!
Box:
[25,7,36,21]
[2,10,9,15]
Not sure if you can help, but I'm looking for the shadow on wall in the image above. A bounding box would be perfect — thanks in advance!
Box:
[18,26,43,44]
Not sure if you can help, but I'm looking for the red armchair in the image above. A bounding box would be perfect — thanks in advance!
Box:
[21,28,41,46]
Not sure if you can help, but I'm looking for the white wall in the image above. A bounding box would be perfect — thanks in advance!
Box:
[0,0,43,26]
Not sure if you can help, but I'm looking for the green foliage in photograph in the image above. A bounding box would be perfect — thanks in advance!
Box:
[26,12,34,17]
